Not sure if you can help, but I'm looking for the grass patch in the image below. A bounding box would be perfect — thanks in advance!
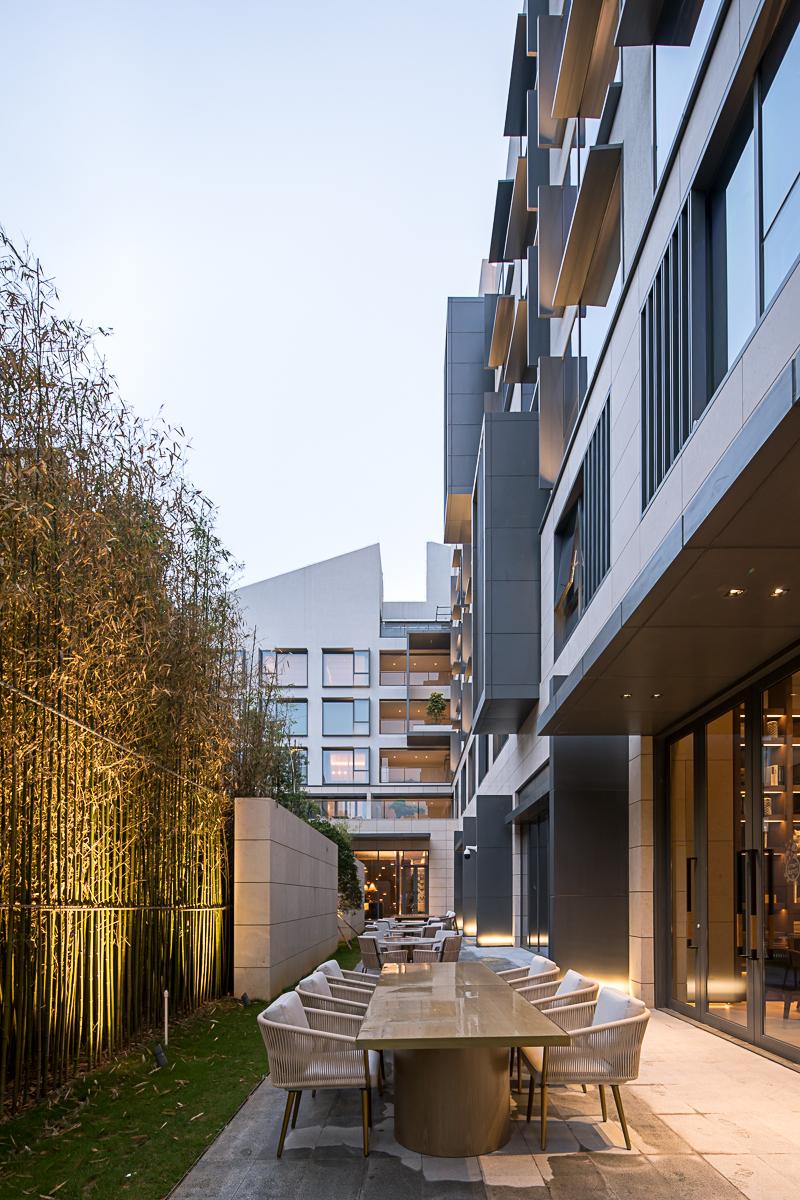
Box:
[0,943,363,1200]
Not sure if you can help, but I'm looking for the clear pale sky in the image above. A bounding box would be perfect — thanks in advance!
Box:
[1,1,519,599]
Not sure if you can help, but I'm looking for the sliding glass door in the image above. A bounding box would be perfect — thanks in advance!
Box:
[666,666,800,1061]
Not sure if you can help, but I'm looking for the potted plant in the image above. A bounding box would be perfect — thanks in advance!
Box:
[425,691,448,724]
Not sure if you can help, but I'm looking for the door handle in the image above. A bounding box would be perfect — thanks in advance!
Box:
[686,856,698,948]
[746,848,759,961]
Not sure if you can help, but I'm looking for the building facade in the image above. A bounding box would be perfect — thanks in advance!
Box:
[446,0,800,1064]
[236,544,459,920]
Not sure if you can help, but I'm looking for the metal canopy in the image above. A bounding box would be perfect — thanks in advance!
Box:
[553,0,619,119]
[615,0,704,46]
[538,363,800,737]
[553,145,621,309]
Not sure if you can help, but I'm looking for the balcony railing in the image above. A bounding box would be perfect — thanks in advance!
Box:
[318,798,453,820]
[379,767,451,784]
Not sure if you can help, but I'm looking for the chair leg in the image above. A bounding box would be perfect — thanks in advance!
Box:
[367,1086,373,1127]
[276,1091,295,1158]
[599,1084,607,1122]
[581,1083,588,1094]
[611,1085,632,1150]
[361,1089,370,1156]
[509,1046,515,1077]
[517,1049,522,1094]
[291,1091,301,1129]
[526,1072,535,1122]
[311,1089,316,1099]
[539,1047,550,1152]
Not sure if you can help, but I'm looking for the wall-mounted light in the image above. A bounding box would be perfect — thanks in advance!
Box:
[724,587,746,598]
[770,586,789,598]
[651,692,662,699]
[621,692,632,700]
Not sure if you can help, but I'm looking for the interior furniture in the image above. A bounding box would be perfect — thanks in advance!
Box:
[356,961,568,1157]
[257,991,379,1157]
[296,970,370,1016]
[519,987,650,1150]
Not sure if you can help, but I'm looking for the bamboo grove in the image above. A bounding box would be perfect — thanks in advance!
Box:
[0,238,264,1110]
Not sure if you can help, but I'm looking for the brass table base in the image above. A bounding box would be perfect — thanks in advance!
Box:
[393,1045,511,1157]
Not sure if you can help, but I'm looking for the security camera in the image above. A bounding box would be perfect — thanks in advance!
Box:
[463,844,477,859]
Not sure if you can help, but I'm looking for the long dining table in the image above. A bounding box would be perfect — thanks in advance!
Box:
[356,961,569,1157]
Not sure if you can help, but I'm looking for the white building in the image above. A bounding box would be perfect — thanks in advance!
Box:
[236,543,459,919]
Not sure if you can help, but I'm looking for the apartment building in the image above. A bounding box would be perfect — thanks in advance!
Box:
[446,0,800,1064]
[236,544,459,920]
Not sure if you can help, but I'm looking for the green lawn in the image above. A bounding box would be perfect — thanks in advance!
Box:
[0,942,363,1200]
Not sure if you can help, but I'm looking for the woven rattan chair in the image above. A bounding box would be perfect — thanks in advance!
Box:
[296,970,370,1016]
[412,946,442,963]
[317,959,377,992]
[420,923,442,938]
[521,988,650,1150]
[439,934,462,962]
[511,969,598,1092]
[358,935,382,974]
[380,947,409,964]
[257,992,379,1157]
[497,954,559,992]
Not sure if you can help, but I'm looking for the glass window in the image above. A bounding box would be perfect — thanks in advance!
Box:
[710,119,756,386]
[291,747,308,788]
[322,650,370,687]
[322,748,369,785]
[282,699,307,737]
[669,732,697,1007]
[761,18,800,305]
[655,0,725,179]
[260,649,307,688]
[322,698,370,736]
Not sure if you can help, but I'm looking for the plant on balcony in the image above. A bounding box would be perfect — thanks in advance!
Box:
[425,691,448,723]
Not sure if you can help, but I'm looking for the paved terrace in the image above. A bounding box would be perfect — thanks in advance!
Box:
[171,948,800,1200]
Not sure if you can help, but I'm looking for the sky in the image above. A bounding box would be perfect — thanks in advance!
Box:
[1,0,519,599]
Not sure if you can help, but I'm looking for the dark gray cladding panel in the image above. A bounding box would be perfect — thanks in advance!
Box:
[454,829,464,928]
[472,411,548,734]
[445,297,494,505]
[547,736,629,980]
[461,815,477,933]
[476,795,513,942]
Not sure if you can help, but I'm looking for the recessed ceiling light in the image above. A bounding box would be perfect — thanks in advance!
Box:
[725,587,746,598]
[621,692,632,699]
[770,586,789,598]
[652,692,662,699]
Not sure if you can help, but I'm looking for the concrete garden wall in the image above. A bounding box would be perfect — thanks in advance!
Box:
[233,797,339,1000]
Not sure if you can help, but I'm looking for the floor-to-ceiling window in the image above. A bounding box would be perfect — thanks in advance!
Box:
[524,815,549,956]
[665,665,800,1062]
[356,848,429,918]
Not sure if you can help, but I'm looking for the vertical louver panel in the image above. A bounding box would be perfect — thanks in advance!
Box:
[641,202,691,508]
[584,399,611,603]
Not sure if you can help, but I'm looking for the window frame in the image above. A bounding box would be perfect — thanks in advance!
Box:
[282,697,308,737]
[321,649,370,688]
[322,698,370,737]
[321,747,370,785]
[259,648,308,688]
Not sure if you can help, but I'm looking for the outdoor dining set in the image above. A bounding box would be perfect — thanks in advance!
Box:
[257,919,651,1162]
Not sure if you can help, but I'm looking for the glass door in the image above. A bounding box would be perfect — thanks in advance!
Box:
[525,815,550,955]
[399,850,428,915]
[760,674,800,1053]
[669,733,697,1008]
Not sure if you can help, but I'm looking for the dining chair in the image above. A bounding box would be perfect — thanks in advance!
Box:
[511,969,598,1092]
[521,987,650,1151]
[296,970,370,1016]
[412,946,442,963]
[497,954,560,992]
[380,947,409,964]
[257,992,379,1157]
[358,935,382,974]
[439,934,462,962]
[317,958,377,991]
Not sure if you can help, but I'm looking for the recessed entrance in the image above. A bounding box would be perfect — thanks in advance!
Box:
[356,848,429,918]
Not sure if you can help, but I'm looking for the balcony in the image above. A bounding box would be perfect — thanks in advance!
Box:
[379,650,452,689]
[379,700,454,743]
[380,749,451,785]
[318,797,453,821]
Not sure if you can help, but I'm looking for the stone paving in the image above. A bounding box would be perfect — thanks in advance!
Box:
[170,949,800,1200]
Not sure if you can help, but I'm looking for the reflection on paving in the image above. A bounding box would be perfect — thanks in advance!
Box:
[171,1006,800,1199]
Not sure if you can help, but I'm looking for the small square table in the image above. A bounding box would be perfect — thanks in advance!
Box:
[356,961,569,1157]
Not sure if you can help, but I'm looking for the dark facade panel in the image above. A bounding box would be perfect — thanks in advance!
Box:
[461,815,477,935]
[472,412,548,734]
[476,795,513,944]
[504,13,536,137]
[538,184,577,317]
[553,144,622,308]
[445,297,495,530]
[538,16,568,148]
[489,179,514,264]
[615,0,704,46]
[548,736,629,980]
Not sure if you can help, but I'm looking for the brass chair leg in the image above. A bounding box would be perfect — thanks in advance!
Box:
[276,1091,295,1157]
[581,1083,588,1094]
[539,1047,550,1152]
[361,1088,370,1156]
[526,1072,536,1122]
[517,1049,522,1093]
[291,1090,301,1129]
[611,1085,632,1150]
[311,1089,316,1099]
[599,1084,607,1122]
